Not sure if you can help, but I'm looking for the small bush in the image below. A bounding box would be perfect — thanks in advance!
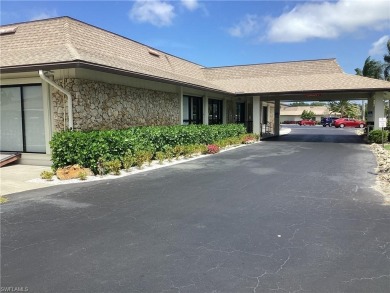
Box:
[155,151,165,164]
[192,144,206,155]
[215,139,229,149]
[40,170,54,181]
[78,171,87,180]
[368,130,389,144]
[163,145,174,162]
[97,157,106,176]
[134,150,150,169]
[182,145,196,158]
[122,150,135,171]
[145,150,154,166]
[226,136,241,145]
[207,144,220,154]
[173,145,185,160]
[104,159,122,175]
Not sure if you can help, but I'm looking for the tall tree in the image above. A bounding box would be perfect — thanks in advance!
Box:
[329,100,361,118]
[354,57,383,79]
[384,39,390,81]
[301,110,315,120]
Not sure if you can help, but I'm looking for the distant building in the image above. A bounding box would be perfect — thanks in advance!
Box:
[280,106,339,122]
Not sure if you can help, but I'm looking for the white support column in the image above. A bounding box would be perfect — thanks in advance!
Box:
[274,99,280,136]
[42,81,52,154]
[252,96,261,135]
[203,95,209,125]
[374,92,386,130]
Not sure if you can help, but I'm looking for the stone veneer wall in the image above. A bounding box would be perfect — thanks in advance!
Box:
[52,78,180,131]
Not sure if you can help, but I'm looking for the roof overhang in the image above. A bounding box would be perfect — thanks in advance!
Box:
[0,61,231,95]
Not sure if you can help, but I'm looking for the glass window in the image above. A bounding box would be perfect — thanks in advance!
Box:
[0,87,23,151]
[23,86,45,152]
[0,85,45,153]
[183,96,203,124]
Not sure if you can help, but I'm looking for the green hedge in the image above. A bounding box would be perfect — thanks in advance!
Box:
[50,124,246,173]
[367,129,389,144]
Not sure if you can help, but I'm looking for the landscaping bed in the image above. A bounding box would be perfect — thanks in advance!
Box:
[369,143,390,202]
[45,124,258,181]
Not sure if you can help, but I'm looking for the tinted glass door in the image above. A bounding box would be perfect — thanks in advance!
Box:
[0,87,23,151]
[208,99,223,125]
[183,96,203,124]
[0,85,45,153]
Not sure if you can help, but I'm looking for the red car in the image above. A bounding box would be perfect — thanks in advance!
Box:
[298,119,316,126]
[334,118,366,128]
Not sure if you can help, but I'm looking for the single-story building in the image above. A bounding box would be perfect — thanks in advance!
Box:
[1,17,389,163]
[280,106,339,123]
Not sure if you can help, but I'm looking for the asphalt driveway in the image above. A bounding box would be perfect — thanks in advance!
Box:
[1,126,389,292]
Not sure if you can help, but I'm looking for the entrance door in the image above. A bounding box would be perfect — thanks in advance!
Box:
[183,96,203,124]
[262,106,268,124]
[0,85,45,153]
[208,99,223,125]
[236,102,245,123]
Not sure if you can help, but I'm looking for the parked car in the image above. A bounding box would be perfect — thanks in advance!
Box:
[298,119,316,126]
[321,117,339,127]
[334,118,366,128]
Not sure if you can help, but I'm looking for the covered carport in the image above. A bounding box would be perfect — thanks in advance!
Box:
[254,90,389,137]
[208,59,390,137]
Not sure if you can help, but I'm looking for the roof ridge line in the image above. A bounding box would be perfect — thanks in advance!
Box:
[204,58,338,70]
[63,18,80,60]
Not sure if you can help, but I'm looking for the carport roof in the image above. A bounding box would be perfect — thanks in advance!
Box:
[1,16,390,95]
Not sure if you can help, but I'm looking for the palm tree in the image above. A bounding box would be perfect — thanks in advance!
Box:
[355,57,383,79]
[329,100,360,118]
[384,40,390,81]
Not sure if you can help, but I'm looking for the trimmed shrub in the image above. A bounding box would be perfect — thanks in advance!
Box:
[50,124,246,173]
[122,150,134,171]
[368,130,389,144]
[104,159,122,175]
[155,151,165,164]
[134,150,150,169]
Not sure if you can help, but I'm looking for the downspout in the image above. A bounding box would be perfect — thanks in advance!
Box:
[39,70,73,129]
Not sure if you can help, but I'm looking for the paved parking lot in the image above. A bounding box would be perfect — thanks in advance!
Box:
[1,126,389,292]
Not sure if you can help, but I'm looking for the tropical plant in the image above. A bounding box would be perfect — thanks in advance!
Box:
[355,56,383,79]
[329,100,361,118]
[383,39,390,81]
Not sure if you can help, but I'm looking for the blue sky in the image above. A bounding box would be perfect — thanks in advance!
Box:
[1,0,389,74]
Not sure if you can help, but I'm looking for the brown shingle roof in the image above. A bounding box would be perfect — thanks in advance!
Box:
[1,17,390,95]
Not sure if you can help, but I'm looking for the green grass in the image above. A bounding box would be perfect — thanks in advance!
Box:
[384,144,390,151]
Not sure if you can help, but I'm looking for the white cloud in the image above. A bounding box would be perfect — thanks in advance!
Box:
[129,0,175,27]
[30,10,58,21]
[181,0,199,11]
[228,14,261,38]
[264,0,390,42]
[369,35,390,56]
